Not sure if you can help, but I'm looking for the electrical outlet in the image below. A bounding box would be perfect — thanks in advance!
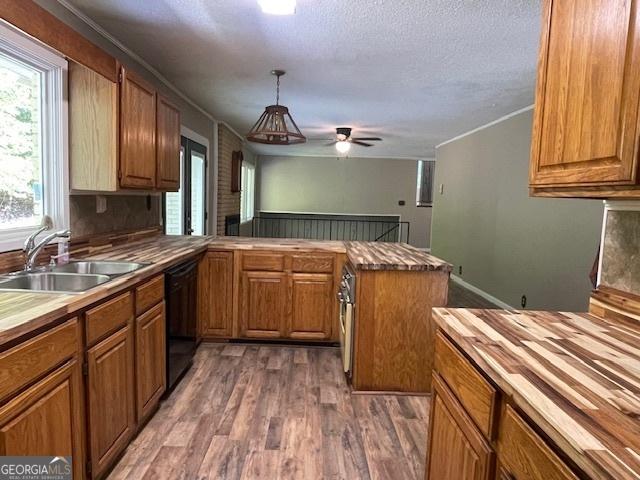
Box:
[521,295,527,308]
[458,265,463,275]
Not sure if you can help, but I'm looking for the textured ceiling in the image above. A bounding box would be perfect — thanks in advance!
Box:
[62,0,541,158]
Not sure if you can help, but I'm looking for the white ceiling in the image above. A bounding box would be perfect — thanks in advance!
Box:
[62,0,542,159]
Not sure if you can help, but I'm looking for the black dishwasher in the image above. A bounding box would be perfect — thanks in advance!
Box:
[165,258,198,391]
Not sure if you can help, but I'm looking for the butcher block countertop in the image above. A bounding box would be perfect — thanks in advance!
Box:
[0,235,211,347]
[434,307,640,480]
[346,241,452,271]
[0,235,450,348]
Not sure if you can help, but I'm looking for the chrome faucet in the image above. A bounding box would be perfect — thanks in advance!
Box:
[23,217,71,271]
[23,215,53,255]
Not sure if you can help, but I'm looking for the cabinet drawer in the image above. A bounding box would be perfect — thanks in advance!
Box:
[291,254,334,273]
[0,318,79,402]
[242,252,285,272]
[85,292,133,346]
[434,331,498,439]
[135,275,164,315]
[498,405,578,480]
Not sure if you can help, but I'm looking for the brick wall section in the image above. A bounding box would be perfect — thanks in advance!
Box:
[217,124,242,235]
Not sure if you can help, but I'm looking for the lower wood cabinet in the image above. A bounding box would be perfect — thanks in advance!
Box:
[86,324,135,479]
[290,273,333,340]
[0,359,85,479]
[135,301,166,423]
[240,271,288,338]
[200,250,340,342]
[426,373,494,480]
[199,251,233,338]
[497,405,578,480]
[427,329,581,480]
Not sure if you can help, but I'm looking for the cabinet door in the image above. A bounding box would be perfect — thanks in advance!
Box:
[87,324,135,478]
[497,405,577,480]
[425,374,494,480]
[69,61,118,192]
[120,67,156,189]
[289,273,333,340]
[156,95,181,191]
[530,0,640,189]
[0,360,85,479]
[200,251,234,338]
[136,302,166,423]
[240,271,287,339]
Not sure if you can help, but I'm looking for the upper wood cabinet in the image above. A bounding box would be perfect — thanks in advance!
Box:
[156,95,181,190]
[120,67,157,189]
[69,62,119,192]
[530,0,640,198]
[68,62,181,193]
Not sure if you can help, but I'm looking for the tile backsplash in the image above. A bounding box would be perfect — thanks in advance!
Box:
[70,195,161,238]
[600,208,640,295]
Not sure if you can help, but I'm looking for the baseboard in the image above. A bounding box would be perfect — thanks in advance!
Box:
[450,275,514,310]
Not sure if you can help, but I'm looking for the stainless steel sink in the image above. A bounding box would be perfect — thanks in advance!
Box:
[0,272,111,294]
[52,260,147,276]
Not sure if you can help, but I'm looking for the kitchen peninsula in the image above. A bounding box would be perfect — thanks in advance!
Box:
[0,232,450,479]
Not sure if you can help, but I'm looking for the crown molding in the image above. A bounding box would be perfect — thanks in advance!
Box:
[255,153,435,161]
[436,105,534,149]
[55,0,252,150]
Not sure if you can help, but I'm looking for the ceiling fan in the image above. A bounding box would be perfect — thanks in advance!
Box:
[325,127,383,153]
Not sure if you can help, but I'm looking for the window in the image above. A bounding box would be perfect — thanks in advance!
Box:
[240,162,255,223]
[0,22,68,251]
[416,160,435,207]
[164,147,184,235]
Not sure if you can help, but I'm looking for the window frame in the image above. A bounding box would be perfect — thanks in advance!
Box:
[0,21,69,252]
[416,159,435,207]
[240,162,255,223]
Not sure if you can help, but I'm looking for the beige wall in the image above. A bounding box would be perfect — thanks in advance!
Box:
[36,0,217,237]
[432,109,604,311]
[257,156,432,248]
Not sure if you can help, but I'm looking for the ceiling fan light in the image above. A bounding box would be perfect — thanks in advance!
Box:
[258,0,296,15]
[336,141,351,154]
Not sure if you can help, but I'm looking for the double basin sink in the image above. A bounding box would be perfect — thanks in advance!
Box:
[0,261,148,294]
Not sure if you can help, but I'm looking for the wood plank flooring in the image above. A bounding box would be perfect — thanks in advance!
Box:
[108,344,430,480]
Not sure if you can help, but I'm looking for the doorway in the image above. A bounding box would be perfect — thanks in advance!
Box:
[164,136,207,236]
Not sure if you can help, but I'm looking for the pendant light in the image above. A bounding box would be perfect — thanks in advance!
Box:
[246,70,306,145]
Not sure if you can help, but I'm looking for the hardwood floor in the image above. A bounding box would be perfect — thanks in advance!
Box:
[108,344,430,480]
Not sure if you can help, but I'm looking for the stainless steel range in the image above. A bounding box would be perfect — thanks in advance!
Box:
[338,264,356,376]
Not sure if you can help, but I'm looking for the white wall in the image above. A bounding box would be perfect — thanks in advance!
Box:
[257,156,432,248]
[432,109,604,311]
